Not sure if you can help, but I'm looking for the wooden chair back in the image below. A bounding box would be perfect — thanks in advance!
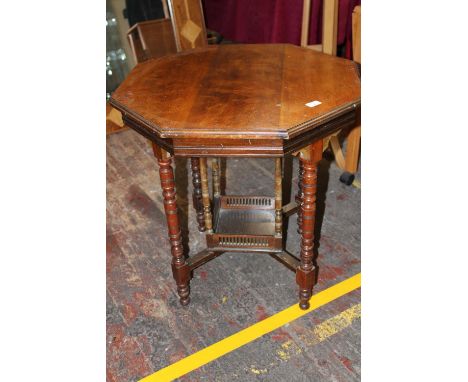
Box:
[301,0,338,55]
[126,0,208,65]
[352,5,361,63]
[127,19,177,64]
[301,1,361,183]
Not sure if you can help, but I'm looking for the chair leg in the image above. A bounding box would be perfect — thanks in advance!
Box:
[190,158,206,232]
[344,125,361,174]
[296,140,322,310]
[329,135,346,170]
[153,143,190,306]
[340,108,361,185]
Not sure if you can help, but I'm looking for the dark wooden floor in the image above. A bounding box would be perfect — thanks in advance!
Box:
[107,129,361,382]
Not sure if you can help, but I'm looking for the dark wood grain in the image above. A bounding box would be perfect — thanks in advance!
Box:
[206,195,283,253]
[152,144,191,306]
[190,158,205,232]
[296,158,304,234]
[296,141,323,309]
[112,45,360,310]
[110,44,360,141]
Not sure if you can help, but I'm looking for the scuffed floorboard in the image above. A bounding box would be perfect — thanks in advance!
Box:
[107,129,361,382]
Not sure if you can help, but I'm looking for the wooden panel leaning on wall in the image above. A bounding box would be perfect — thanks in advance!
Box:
[300,0,361,186]
[107,0,209,135]
[107,17,179,136]
[340,4,361,185]
[127,19,177,64]
[106,102,126,135]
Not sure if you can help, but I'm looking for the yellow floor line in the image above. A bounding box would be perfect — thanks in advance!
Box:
[140,273,361,382]
[268,303,361,365]
[310,302,361,344]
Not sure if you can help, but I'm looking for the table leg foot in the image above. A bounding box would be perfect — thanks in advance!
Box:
[299,293,310,310]
[296,268,315,310]
[190,158,206,232]
[179,292,190,306]
[177,283,191,306]
[172,262,191,306]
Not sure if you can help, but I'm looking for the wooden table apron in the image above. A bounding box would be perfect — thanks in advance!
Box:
[110,44,360,310]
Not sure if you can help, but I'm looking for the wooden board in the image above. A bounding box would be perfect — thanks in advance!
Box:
[344,5,361,175]
[301,0,338,55]
[300,0,312,47]
[167,0,207,51]
[127,19,177,64]
[322,0,339,56]
[110,44,361,140]
[106,103,127,135]
[352,5,361,63]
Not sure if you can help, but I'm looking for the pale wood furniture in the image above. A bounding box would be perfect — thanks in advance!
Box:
[343,5,361,182]
[127,19,177,64]
[301,0,338,55]
[126,0,208,64]
[352,5,361,64]
[110,44,360,310]
[106,102,126,135]
[166,0,208,51]
[301,0,361,185]
[109,12,177,135]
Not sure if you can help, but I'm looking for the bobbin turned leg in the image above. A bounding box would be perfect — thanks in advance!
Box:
[190,158,206,232]
[211,158,221,198]
[153,143,191,306]
[296,159,304,234]
[199,158,213,233]
[275,158,282,237]
[296,140,322,310]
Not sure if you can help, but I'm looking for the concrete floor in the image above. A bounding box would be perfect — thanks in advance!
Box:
[107,129,361,382]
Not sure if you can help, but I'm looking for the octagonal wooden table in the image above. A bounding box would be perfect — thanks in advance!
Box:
[110,44,361,310]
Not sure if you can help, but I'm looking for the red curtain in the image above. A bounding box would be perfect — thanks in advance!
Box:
[202,0,360,59]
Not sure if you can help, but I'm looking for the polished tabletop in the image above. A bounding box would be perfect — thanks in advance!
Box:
[110,44,360,140]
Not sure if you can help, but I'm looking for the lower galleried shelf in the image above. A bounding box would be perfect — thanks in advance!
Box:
[206,195,282,252]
